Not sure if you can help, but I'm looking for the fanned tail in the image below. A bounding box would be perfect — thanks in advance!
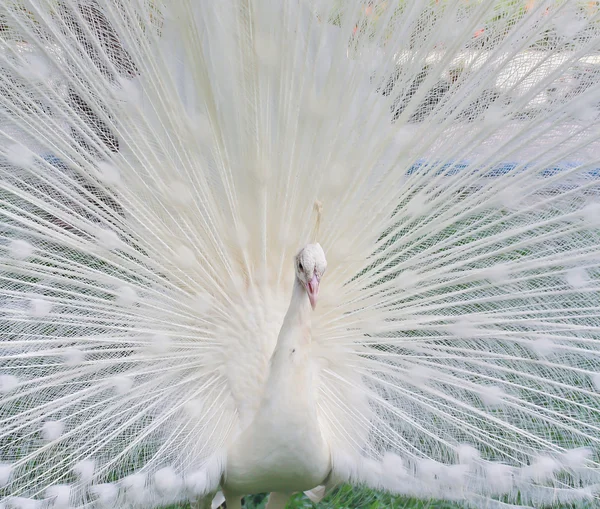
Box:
[0,1,599,508]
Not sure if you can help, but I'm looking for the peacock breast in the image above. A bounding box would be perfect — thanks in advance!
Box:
[224,416,331,494]
[224,366,331,495]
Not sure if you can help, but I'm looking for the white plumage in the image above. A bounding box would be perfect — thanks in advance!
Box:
[223,245,330,508]
[0,0,600,508]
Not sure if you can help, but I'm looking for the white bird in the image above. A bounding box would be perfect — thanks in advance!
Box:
[223,244,331,509]
[0,1,600,508]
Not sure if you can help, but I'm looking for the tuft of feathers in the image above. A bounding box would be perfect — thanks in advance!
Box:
[0,464,12,487]
[41,421,64,442]
[45,485,71,509]
[73,460,95,483]
[90,483,119,507]
[0,375,19,394]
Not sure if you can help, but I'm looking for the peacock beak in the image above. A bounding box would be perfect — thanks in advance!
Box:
[306,274,319,310]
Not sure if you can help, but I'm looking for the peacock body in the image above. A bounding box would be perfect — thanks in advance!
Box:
[224,248,331,501]
[1,0,600,508]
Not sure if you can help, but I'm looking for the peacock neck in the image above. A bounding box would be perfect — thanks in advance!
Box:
[268,278,312,367]
[261,277,314,405]
[279,278,311,345]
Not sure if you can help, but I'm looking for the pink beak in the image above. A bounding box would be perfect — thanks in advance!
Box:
[306,274,320,310]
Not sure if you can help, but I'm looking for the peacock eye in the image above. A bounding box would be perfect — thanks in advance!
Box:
[298,262,303,272]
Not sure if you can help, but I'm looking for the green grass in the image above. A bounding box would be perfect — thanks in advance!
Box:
[163,487,465,509]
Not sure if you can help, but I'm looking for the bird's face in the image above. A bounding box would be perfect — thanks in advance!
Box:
[296,243,327,310]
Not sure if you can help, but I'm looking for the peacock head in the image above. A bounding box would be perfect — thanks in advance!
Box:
[296,243,327,310]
